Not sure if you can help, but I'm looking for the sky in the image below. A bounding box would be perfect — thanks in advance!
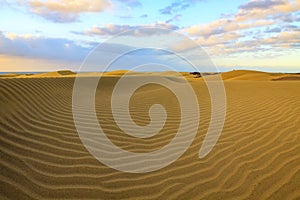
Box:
[0,0,300,72]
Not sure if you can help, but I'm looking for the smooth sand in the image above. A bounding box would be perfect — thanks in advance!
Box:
[0,70,299,199]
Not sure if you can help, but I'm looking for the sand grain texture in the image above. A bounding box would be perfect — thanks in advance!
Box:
[0,70,300,199]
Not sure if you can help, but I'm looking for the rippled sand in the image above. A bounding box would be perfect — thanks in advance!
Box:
[1,70,299,199]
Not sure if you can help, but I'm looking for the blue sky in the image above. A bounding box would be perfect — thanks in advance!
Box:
[0,0,299,72]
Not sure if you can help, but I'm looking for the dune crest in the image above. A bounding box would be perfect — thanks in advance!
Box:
[28,70,76,78]
[221,70,300,81]
[1,70,300,81]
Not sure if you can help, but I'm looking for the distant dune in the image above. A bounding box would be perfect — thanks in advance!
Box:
[0,69,300,199]
[0,73,23,78]
[1,69,300,81]
[220,70,300,81]
[28,70,76,78]
[272,76,300,81]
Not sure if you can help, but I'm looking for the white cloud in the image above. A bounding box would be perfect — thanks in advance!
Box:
[83,22,179,36]
[0,32,89,61]
[179,0,300,58]
[22,0,111,22]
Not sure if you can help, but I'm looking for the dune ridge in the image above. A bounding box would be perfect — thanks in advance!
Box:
[220,70,300,81]
[0,72,300,199]
[1,69,300,81]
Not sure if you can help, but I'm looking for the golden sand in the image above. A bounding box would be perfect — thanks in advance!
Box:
[0,70,299,199]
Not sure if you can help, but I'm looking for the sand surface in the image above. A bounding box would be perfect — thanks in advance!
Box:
[0,70,300,199]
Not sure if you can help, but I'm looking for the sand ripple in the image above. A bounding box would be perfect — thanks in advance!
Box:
[0,74,300,199]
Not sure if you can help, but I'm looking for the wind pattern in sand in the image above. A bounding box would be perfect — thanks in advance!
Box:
[0,70,300,199]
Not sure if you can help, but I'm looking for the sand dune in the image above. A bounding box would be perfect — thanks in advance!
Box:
[220,70,300,81]
[0,73,23,78]
[272,76,300,81]
[0,71,300,199]
[1,69,299,80]
[28,70,76,78]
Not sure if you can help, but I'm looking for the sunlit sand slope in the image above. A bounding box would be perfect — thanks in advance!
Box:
[0,73,299,199]
[221,70,300,81]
